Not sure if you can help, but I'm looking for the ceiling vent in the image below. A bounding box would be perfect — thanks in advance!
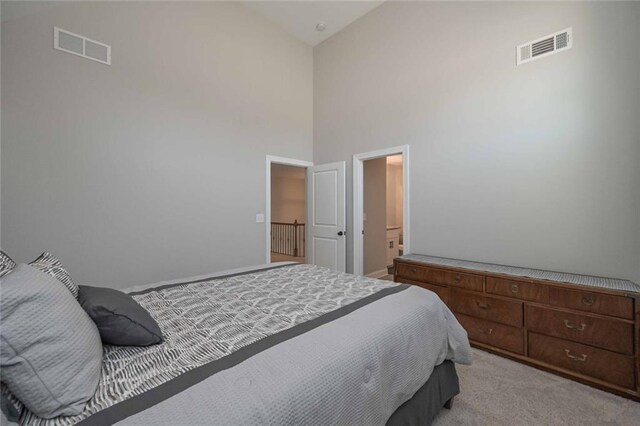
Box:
[517,27,572,65]
[54,27,111,65]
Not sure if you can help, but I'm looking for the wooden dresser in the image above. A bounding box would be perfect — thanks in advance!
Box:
[394,254,640,400]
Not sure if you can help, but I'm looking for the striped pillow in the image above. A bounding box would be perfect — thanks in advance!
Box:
[29,252,79,299]
[0,250,16,278]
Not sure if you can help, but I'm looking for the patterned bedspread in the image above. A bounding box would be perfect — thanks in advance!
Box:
[14,264,402,425]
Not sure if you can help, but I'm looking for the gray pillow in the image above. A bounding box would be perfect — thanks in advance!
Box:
[0,251,15,278]
[29,252,79,299]
[0,264,102,418]
[78,286,163,346]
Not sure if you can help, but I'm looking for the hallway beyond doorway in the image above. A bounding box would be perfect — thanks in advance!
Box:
[271,253,306,263]
[270,163,307,265]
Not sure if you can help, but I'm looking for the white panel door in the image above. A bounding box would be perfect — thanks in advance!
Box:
[306,162,346,272]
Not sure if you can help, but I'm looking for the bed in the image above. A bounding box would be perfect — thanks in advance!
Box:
[6,262,471,426]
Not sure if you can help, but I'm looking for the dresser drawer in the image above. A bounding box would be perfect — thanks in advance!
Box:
[457,313,524,354]
[486,277,549,303]
[549,287,634,320]
[528,333,635,389]
[395,263,483,292]
[526,305,634,355]
[396,277,449,305]
[450,289,523,327]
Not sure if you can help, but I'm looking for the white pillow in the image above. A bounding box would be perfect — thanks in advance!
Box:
[0,264,102,418]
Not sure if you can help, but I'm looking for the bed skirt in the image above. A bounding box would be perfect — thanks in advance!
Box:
[386,360,459,426]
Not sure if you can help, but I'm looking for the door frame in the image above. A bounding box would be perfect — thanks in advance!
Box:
[265,155,314,264]
[352,145,410,276]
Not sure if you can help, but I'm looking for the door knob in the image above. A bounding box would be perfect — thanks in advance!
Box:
[337,231,344,236]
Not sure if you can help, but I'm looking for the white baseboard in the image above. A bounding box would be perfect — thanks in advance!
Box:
[365,269,388,279]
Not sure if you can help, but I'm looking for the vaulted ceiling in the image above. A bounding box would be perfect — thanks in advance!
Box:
[242,1,384,46]
[1,1,385,47]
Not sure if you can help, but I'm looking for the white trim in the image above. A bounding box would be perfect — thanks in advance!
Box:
[265,155,313,264]
[365,269,389,279]
[352,145,410,276]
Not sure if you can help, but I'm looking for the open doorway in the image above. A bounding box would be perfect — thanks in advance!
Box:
[266,155,346,271]
[353,145,410,277]
[362,155,404,279]
[270,164,307,263]
[266,155,313,264]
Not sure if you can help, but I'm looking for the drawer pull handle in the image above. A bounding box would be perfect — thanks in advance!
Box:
[482,328,494,335]
[563,320,586,331]
[510,284,519,293]
[476,302,491,310]
[411,268,417,273]
[582,295,595,306]
[453,275,461,282]
[564,349,587,362]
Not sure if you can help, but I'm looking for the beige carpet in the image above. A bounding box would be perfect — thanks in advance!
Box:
[433,349,640,426]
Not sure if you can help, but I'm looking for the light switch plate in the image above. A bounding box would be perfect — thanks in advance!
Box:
[256,213,265,223]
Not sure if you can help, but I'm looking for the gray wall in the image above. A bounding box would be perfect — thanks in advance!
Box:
[0,3,3,246]
[314,1,640,282]
[386,162,402,231]
[271,175,305,224]
[1,1,313,288]
[363,158,387,275]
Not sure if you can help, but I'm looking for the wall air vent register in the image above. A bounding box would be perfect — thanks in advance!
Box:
[517,28,572,65]
[54,27,111,65]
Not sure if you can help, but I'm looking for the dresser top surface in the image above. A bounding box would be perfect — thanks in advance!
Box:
[398,254,640,293]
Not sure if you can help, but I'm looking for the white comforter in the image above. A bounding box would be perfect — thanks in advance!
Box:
[117,263,472,425]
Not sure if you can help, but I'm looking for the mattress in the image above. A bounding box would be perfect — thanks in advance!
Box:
[7,262,472,426]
